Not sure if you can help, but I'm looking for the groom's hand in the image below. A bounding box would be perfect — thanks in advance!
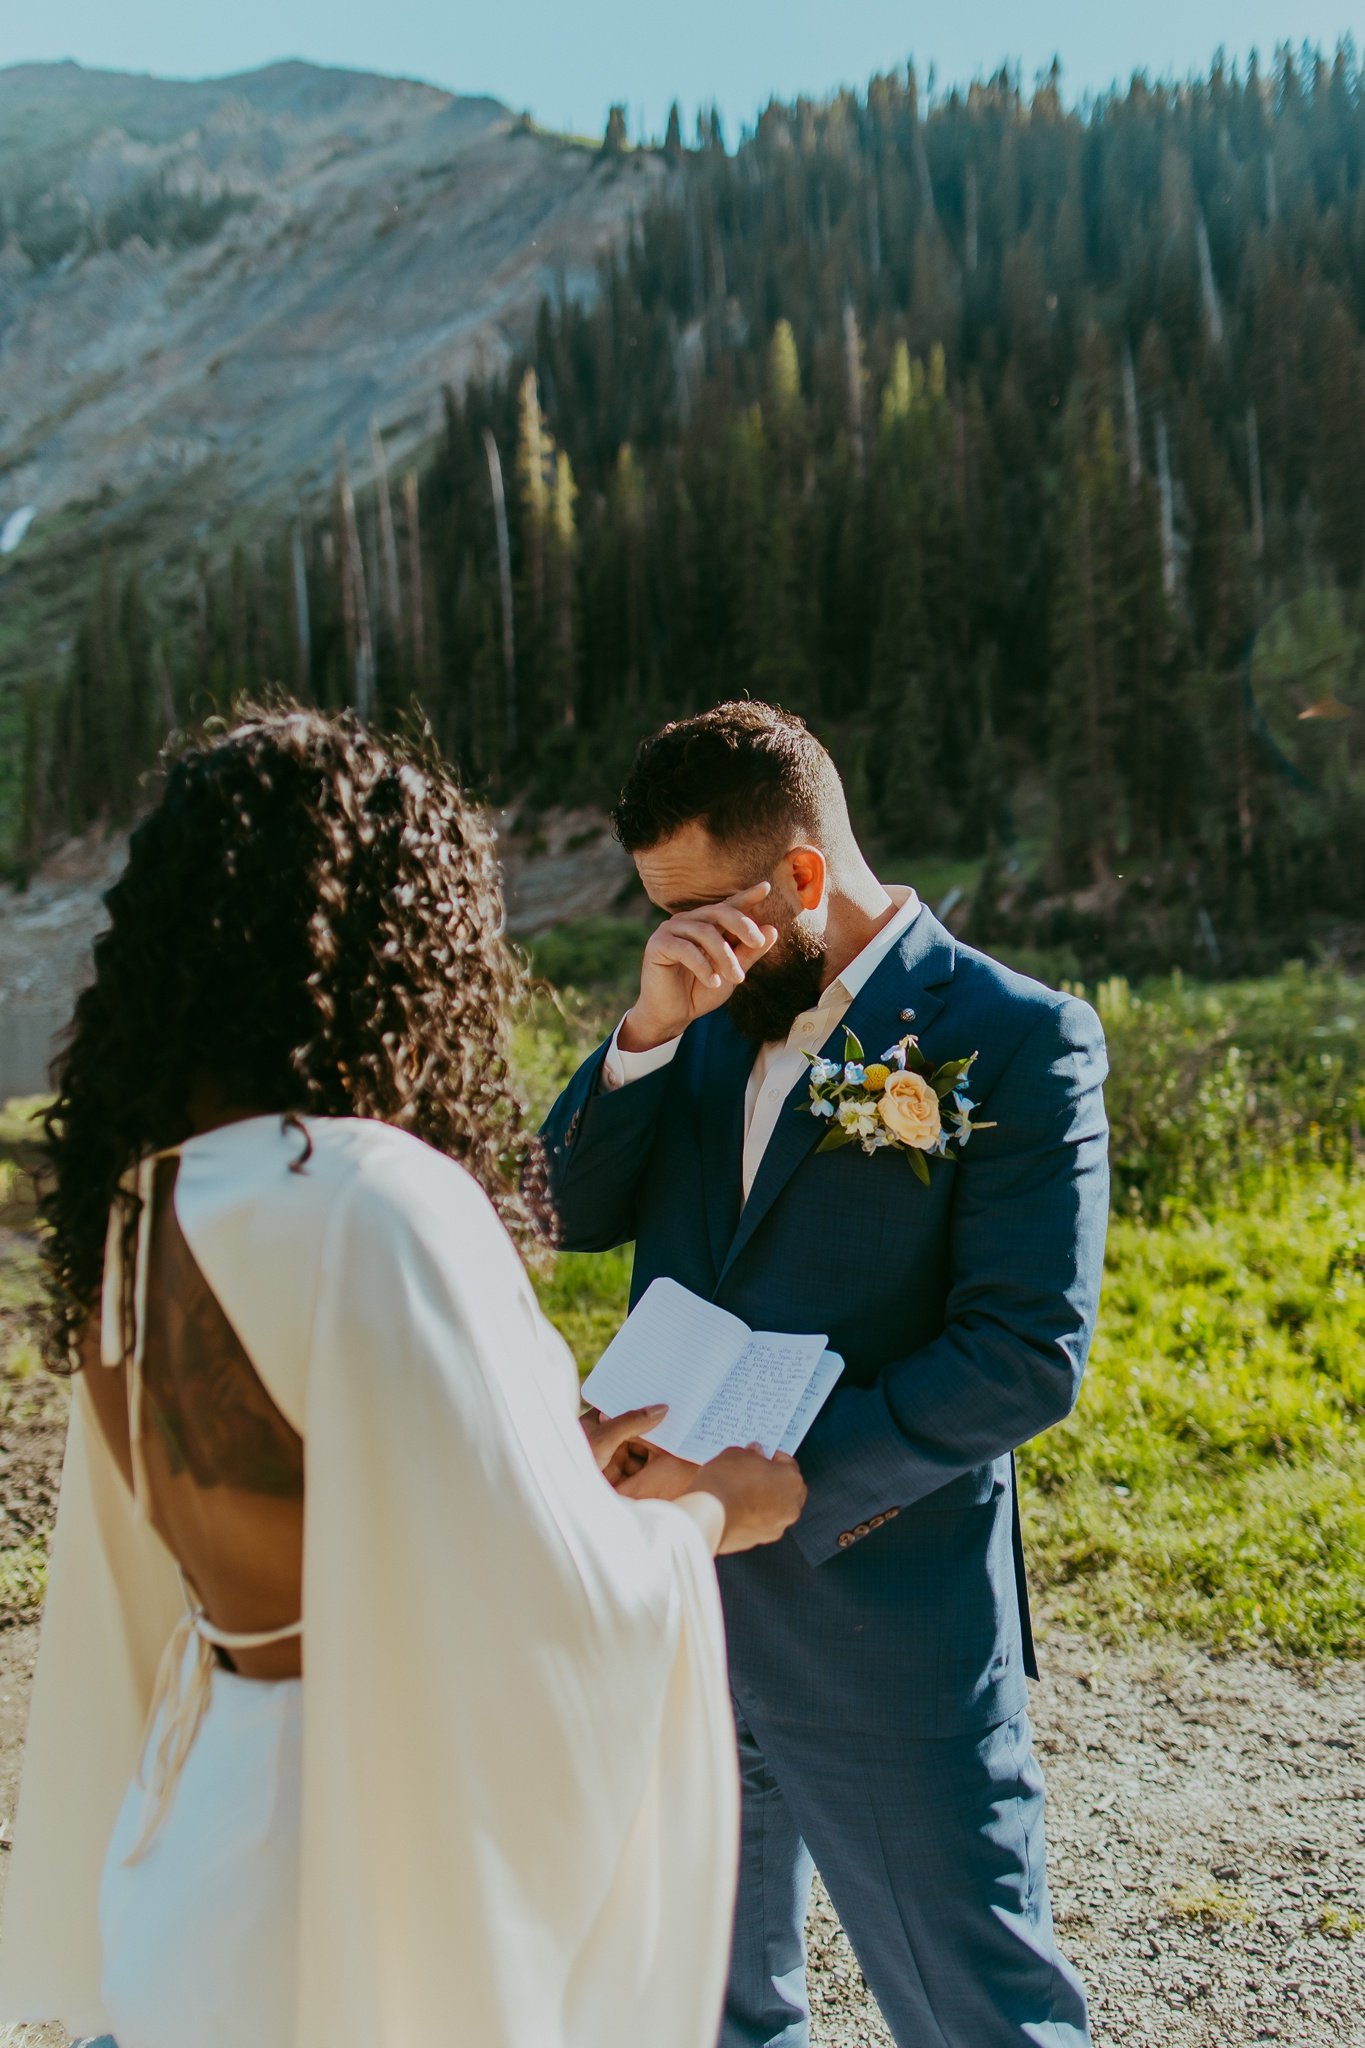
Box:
[619,882,778,1052]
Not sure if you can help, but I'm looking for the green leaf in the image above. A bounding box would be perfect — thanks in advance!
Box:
[904,1042,933,1075]
[931,1057,975,1098]
[816,1126,853,1153]
[906,1147,932,1185]
[843,1026,865,1063]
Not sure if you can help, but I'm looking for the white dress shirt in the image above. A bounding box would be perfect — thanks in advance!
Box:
[602,888,922,1202]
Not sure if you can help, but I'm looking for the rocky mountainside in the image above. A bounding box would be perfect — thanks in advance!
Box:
[0,59,662,572]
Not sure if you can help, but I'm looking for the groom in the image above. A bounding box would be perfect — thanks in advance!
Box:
[542,701,1108,2046]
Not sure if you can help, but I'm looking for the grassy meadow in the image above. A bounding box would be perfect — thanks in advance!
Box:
[518,950,1365,1662]
[1,959,1361,1661]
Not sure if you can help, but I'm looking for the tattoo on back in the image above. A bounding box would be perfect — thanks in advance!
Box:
[139,1162,305,1500]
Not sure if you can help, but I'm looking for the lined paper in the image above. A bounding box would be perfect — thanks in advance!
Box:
[776,1351,844,1456]
[582,1278,750,1458]
[679,1330,830,1461]
[583,1276,837,1463]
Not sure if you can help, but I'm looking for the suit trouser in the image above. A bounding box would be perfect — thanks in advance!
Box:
[720,1691,1090,2048]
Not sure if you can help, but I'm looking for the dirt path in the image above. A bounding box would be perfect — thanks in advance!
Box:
[0,1187,1360,2047]
[808,1629,1365,2045]
[2,1618,1361,2048]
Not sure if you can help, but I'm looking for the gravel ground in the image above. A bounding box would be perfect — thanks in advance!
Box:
[806,1628,1365,2047]
[3,1621,1362,2047]
[1,1223,1361,2048]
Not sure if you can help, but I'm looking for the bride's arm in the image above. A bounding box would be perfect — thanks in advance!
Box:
[672,1489,726,1553]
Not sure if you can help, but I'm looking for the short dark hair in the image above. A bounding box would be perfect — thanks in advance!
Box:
[612,701,846,855]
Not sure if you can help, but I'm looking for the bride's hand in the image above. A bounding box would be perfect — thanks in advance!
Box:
[581,1404,669,1488]
[614,1442,702,1502]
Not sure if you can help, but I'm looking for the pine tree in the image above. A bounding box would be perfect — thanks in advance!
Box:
[1047,406,1124,885]
[515,366,554,734]
[602,106,629,158]
[1316,304,1365,584]
[867,345,946,847]
[547,449,579,726]
[24,50,1365,952]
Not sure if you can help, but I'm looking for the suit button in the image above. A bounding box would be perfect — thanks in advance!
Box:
[566,1110,582,1143]
[884,1507,900,1520]
[852,1522,870,1539]
[868,1513,884,1530]
[837,1532,854,1549]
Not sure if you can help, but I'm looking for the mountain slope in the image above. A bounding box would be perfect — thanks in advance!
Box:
[0,61,661,524]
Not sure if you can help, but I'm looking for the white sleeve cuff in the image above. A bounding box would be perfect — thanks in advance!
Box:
[601,1018,684,1091]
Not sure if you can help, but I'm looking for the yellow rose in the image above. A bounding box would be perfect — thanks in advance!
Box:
[862,1063,891,1092]
[879,1069,942,1151]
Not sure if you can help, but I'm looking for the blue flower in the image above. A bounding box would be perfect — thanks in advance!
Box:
[810,1058,840,1085]
[844,1062,866,1086]
[950,1093,982,1146]
[882,1043,908,1070]
[810,1097,835,1118]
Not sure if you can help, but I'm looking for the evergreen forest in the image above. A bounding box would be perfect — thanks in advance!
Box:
[22,47,1365,973]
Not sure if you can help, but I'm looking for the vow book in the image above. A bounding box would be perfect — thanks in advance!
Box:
[583,1277,844,1463]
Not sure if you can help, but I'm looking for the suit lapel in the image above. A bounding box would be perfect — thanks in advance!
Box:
[698,1010,758,1277]
[717,910,957,1285]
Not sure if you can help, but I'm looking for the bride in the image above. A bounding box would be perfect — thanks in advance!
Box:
[0,704,804,2048]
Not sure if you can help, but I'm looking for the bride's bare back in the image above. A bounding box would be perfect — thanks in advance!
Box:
[81,1156,304,1680]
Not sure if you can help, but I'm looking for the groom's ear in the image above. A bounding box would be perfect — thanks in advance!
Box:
[784,846,827,911]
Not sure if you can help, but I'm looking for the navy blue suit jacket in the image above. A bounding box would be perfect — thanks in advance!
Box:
[541,911,1109,1737]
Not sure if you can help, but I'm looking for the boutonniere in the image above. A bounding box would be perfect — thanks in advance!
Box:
[799,1027,997,1185]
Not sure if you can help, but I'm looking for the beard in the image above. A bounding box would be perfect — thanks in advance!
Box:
[727,920,827,1044]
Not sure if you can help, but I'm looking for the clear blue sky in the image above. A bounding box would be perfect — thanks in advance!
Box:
[1,2,1358,142]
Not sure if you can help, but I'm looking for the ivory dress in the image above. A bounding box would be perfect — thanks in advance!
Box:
[0,1114,739,2048]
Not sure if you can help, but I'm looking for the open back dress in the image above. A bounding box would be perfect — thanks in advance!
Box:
[0,1114,738,2048]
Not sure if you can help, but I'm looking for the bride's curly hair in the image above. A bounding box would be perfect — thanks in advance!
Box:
[42,700,552,1370]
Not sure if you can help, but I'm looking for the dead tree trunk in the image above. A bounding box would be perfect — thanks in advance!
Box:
[336,441,375,720]
[482,427,517,753]
[403,470,426,682]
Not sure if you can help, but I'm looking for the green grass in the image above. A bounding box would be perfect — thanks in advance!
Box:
[0,1536,49,1618]
[524,917,657,997]
[535,1247,635,1370]
[1315,1905,1365,1939]
[1094,965,1365,1221]
[892,854,984,915]
[513,989,616,1125]
[515,968,1365,1662]
[532,1163,1365,1661]
[1020,1166,1365,1658]
[0,1096,47,1150]
[1162,1881,1256,1927]
[515,932,1365,1230]
[6,959,1365,1663]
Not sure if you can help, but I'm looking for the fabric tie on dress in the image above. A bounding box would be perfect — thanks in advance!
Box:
[99,1148,303,1865]
[126,1581,303,1866]
[100,1153,159,1516]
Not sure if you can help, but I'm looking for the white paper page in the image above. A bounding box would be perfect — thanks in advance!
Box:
[776,1351,844,1456]
[582,1277,750,1457]
[677,1328,830,1462]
